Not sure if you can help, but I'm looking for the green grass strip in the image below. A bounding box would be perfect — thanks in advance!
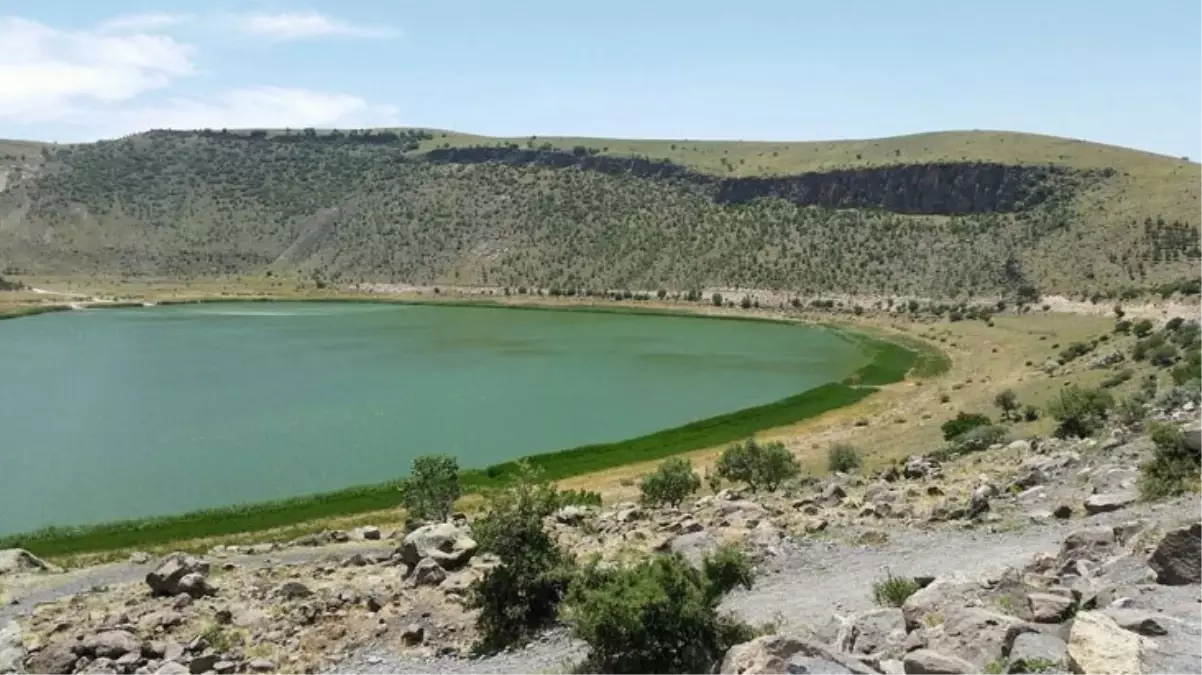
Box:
[0,305,931,558]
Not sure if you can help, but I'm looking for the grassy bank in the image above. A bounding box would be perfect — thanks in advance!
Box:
[0,303,936,558]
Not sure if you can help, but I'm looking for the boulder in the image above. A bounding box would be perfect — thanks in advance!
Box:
[555,505,588,525]
[1183,423,1200,455]
[1083,492,1135,515]
[0,549,57,577]
[187,655,219,675]
[1101,609,1169,636]
[0,621,24,675]
[274,581,312,599]
[839,608,906,657]
[720,635,877,675]
[409,557,447,586]
[1060,526,1115,559]
[1147,523,1200,585]
[358,526,381,540]
[901,575,976,631]
[154,663,189,675]
[246,659,275,672]
[821,483,847,504]
[399,523,478,569]
[1066,611,1153,674]
[75,631,140,659]
[145,555,212,598]
[901,649,975,674]
[1006,632,1066,673]
[25,643,78,674]
[923,607,1026,669]
[401,623,424,645]
[1027,593,1075,623]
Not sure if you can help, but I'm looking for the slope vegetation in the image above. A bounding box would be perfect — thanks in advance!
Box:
[0,129,1196,298]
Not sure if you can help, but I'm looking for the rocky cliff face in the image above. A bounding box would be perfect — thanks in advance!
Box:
[422,146,1080,215]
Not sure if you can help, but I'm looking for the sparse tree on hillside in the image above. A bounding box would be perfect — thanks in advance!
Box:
[994,389,1020,421]
[715,439,800,492]
[640,457,701,507]
[397,454,461,523]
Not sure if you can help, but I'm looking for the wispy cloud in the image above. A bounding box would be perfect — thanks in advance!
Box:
[111,86,400,134]
[232,11,394,41]
[0,16,196,124]
[97,13,191,33]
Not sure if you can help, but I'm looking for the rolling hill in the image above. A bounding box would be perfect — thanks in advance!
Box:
[0,129,1197,299]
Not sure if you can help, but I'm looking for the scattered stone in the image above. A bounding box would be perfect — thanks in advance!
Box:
[1066,611,1153,675]
[212,661,236,674]
[720,635,876,674]
[1083,492,1136,515]
[187,654,219,675]
[1052,504,1072,519]
[555,505,588,525]
[145,555,213,598]
[154,664,189,675]
[399,524,478,569]
[128,552,151,565]
[1027,593,1075,623]
[358,526,381,540]
[1148,522,1200,585]
[840,608,905,656]
[409,558,448,586]
[1103,609,1170,636]
[401,624,424,645]
[902,649,976,674]
[76,631,140,659]
[1006,632,1066,674]
[0,549,58,576]
[246,659,275,672]
[1184,423,1201,455]
[0,621,24,675]
[821,483,847,504]
[968,486,991,518]
[274,581,313,600]
[26,643,77,675]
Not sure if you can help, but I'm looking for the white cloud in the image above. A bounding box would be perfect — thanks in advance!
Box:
[110,86,400,134]
[0,16,196,123]
[232,12,394,41]
[97,13,191,33]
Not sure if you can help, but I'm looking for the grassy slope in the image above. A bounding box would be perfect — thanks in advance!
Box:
[0,308,936,557]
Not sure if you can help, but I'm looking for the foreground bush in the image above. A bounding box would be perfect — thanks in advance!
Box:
[994,389,1020,420]
[872,571,921,607]
[1048,385,1113,438]
[940,412,992,441]
[827,443,861,473]
[715,439,800,492]
[566,546,755,674]
[469,463,576,652]
[932,424,1009,461]
[1140,423,1201,500]
[640,457,701,507]
[397,454,461,522]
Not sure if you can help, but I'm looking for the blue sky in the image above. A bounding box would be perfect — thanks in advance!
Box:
[2,0,1199,157]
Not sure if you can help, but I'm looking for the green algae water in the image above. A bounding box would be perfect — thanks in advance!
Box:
[0,303,867,535]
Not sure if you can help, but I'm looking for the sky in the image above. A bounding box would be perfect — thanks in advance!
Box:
[2,0,1199,158]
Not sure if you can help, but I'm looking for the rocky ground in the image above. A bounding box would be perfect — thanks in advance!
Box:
[2,414,1199,675]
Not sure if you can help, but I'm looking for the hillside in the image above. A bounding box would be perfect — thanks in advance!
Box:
[0,129,1197,298]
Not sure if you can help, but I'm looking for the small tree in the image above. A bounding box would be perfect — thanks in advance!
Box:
[715,439,800,492]
[397,454,461,522]
[641,457,701,507]
[941,412,992,441]
[1139,422,1201,499]
[827,443,861,473]
[994,389,1020,421]
[469,462,576,652]
[711,293,723,307]
[740,295,752,309]
[1132,319,1155,338]
[1047,385,1114,438]
[566,546,755,674]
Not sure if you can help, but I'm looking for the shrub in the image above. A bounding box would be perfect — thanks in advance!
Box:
[1100,368,1134,389]
[740,295,752,309]
[566,546,754,674]
[994,389,1019,420]
[469,462,576,651]
[941,412,992,441]
[1114,320,1132,334]
[827,443,861,473]
[1150,343,1179,367]
[1139,422,1201,500]
[1058,342,1093,362]
[1132,319,1155,338]
[715,439,800,492]
[946,424,1009,456]
[1023,405,1039,422]
[1115,396,1147,427]
[1048,385,1113,438]
[397,454,461,522]
[872,571,921,607]
[1156,381,1202,411]
[704,469,722,494]
[640,457,701,507]
[711,293,723,307]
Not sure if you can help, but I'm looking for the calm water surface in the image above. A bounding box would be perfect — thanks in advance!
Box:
[0,303,865,534]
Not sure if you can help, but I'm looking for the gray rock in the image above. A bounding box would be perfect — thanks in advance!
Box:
[358,526,381,540]
[409,557,447,586]
[1027,593,1075,623]
[246,659,275,672]
[25,643,77,675]
[901,575,975,631]
[399,523,478,569]
[555,505,588,525]
[128,552,151,565]
[174,573,214,599]
[1052,505,1072,519]
[1061,526,1115,558]
[787,656,853,674]
[212,661,236,674]
[1183,423,1200,454]
[1102,609,1170,636]
[720,635,876,674]
[0,621,24,675]
[145,555,212,598]
[840,608,905,656]
[902,649,975,674]
[76,631,140,659]
[274,581,312,599]
[1082,492,1135,515]
[401,623,425,645]
[969,486,991,518]
[1006,632,1066,673]
[1148,523,1201,585]
[187,655,219,675]
[925,607,1026,668]
[0,549,57,576]
[821,483,847,504]
[154,663,189,675]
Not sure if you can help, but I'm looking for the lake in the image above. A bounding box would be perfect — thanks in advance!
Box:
[0,302,866,535]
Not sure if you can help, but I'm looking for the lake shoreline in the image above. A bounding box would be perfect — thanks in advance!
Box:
[0,295,946,558]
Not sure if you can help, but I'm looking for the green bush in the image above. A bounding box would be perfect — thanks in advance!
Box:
[934,424,1010,461]
[1048,385,1113,438]
[566,546,755,674]
[1100,368,1134,389]
[994,389,1019,420]
[1115,396,1147,427]
[1139,422,1201,500]
[940,412,992,441]
[1023,405,1040,422]
[1133,319,1155,338]
[872,571,921,607]
[1058,342,1093,362]
[1114,319,1132,334]
[1150,344,1179,367]
[1157,382,1202,411]
[715,439,801,492]
[711,293,723,307]
[469,463,577,652]
[640,457,701,507]
[397,454,461,522]
[827,443,862,473]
